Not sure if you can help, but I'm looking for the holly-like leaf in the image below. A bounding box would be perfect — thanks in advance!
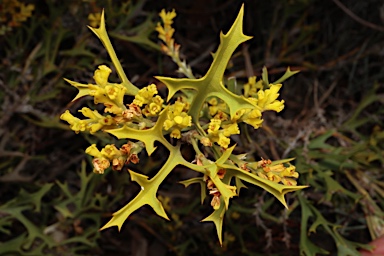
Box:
[179,177,207,204]
[182,146,238,210]
[64,78,90,102]
[156,4,255,127]
[221,163,308,208]
[88,10,139,95]
[101,144,186,231]
[201,198,226,245]
[273,66,300,84]
[105,108,171,155]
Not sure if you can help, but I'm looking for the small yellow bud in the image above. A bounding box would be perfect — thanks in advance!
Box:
[170,128,181,139]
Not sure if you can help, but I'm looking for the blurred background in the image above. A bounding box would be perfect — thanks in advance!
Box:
[0,0,383,255]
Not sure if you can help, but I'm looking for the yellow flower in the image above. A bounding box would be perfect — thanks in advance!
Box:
[163,101,192,139]
[99,115,115,126]
[92,157,110,174]
[253,160,299,186]
[242,109,263,129]
[208,97,227,117]
[64,107,116,134]
[222,123,240,137]
[85,144,103,158]
[207,119,239,148]
[208,97,218,106]
[170,128,181,139]
[60,110,79,125]
[208,119,221,135]
[174,113,191,127]
[163,119,174,131]
[133,84,158,107]
[104,103,123,115]
[101,144,121,160]
[217,133,230,148]
[89,123,103,133]
[61,110,93,133]
[231,109,246,122]
[105,84,125,101]
[256,84,285,112]
[159,9,176,26]
[93,65,111,87]
[79,107,102,119]
[142,95,164,117]
[156,9,176,43]
[89,82,126,114]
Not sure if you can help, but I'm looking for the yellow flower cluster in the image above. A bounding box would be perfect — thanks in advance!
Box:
[156,9,194,78]
[229,80,285,129]
[255,84,285,112]
[88,65,127,114]
[163,101,192,139]
[239,107,263,129]
[250,159,299,186]
[205,119,240,148]
[243,77,285,113]
[132,84,164,117]
[86,142,143,174]
[156,9,177,55]
[60,107,115,134]
[133,84,158,106]
[208,97,228,120]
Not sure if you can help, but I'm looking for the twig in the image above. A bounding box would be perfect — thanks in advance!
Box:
[332,0,384,32]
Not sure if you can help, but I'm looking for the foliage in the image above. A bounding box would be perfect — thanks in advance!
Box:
[60,4,306,245]
[1,0,383,255]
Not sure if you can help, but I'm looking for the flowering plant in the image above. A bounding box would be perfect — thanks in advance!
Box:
[61,4,307,244]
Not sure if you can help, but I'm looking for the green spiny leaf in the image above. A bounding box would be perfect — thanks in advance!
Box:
[274,67,300,84]
[179,177,207,204]
[156,4,255,127]
[88,10,139,95]
[222,163,308,208]
[64,78,90,102]
[105,108,171,155]
[100,144,186,231]
[201,198,226,245]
